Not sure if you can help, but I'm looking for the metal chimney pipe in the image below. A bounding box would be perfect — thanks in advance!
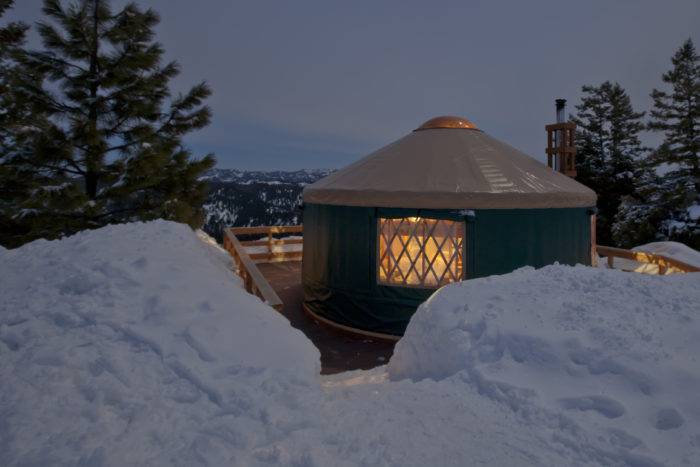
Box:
[553,99,567,171]
[555,99,567,123]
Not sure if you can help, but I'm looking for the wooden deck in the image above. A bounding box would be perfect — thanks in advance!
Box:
[256,261,395,375]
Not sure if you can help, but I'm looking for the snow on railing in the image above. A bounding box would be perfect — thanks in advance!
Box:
[596,245,700,275]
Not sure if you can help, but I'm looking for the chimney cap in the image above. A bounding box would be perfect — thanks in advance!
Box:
[555,99,567,108]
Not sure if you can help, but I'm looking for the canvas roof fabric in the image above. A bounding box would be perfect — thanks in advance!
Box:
[303,117,597,209]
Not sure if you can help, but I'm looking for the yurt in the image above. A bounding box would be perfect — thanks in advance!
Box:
[301,116,597,337]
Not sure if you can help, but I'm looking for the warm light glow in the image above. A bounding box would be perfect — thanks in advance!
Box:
[378,217,464,287]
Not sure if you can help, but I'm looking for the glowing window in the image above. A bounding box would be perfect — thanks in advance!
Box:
[378,217,464,288]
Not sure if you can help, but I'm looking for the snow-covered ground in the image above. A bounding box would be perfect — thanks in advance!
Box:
[390,265,700,466]
[2,221,699,466]
[0,222,321,466]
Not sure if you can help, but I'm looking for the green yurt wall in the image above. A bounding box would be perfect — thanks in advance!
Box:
[302,203,592,336]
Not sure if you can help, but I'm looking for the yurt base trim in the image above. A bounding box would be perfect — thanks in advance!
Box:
[302,303,401,342]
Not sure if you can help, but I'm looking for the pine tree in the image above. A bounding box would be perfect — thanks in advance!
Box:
[612,161,666,247]
[3,0,215,247]
[0,0,29,200]
[572,81,646,246]
[644,38,700,247]
[0,0,47,247]
[0,1,24,56]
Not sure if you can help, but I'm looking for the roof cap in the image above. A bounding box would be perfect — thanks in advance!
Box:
[415,115,478,131]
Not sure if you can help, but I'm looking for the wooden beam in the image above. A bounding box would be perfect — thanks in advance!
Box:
[240,238,304,247]
[249,251,303,263]
[229,225,303,236]
[545,122,576,131]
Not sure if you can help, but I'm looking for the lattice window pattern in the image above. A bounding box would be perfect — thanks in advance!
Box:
[378,217,464,288]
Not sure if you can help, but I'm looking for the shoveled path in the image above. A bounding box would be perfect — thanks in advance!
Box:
[257,261,395,375]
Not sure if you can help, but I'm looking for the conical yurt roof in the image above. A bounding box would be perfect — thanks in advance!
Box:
[303,116,596,209]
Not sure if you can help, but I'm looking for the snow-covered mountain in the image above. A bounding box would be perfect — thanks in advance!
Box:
[201,169,332,241]
[202,168,332,185]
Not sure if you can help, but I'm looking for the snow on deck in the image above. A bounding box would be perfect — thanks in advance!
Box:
[1,221,699,466]
[600,241,700,274]
[634,241,700,269]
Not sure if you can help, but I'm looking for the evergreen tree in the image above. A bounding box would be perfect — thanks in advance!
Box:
[0,0,29,203]
[0,0,47,247]
[612,161,666,247]
[2,0,215,247]
[0,1,24,57]
[572,81,646,246]
[644,38,700,248]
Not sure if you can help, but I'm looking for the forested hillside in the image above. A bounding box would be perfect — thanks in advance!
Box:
[201,169,331,241]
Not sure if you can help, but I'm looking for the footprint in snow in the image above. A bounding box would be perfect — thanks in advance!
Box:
[655,408,684,430]
[559,395,626,419]
[131,256,148,270]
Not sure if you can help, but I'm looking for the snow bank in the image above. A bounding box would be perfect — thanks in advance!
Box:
[3,222,700,466]
[389,265,700,466]
[634,241,700,269]
[0,221,320,465]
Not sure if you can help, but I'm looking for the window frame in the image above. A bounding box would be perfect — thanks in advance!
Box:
[375,215,466,289]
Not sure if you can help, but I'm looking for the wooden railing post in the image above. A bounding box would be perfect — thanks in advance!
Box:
[222,227,285,311]
[267,227,274,262]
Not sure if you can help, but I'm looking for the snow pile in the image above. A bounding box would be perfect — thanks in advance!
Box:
[0,221,320,465]
[390,265,700,466]
[634,241,700,269]
[3,222,700,466]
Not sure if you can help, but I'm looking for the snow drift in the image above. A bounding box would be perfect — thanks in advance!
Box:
[0,221,320,465]
[2,221,699,466]
[390,265,700,466]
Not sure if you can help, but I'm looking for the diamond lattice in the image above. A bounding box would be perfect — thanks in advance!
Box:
[378,217,464,287]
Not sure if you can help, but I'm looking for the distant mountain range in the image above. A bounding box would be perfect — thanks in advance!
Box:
[201,169,333,242]
[201,168,332,185]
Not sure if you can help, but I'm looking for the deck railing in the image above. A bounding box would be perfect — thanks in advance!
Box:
[222,225,303,311]
[222,226,697,313]
[596,245,699,274]
[231,225,303,263]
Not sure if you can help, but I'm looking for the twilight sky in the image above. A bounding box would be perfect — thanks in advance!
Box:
[5,0,700,170]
